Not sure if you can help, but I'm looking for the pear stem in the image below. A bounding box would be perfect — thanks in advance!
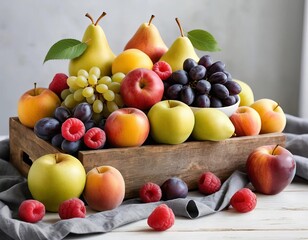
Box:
[148,15,155,26]
[95,12,107,26]
[175,18,184,37]
[85,13,94,24]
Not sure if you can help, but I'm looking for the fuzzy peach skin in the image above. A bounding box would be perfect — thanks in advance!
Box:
[18,87,61,128]
[104,108,150,147]
[229,106,261,136]
[250,98,286,134]
[83,166,125,211]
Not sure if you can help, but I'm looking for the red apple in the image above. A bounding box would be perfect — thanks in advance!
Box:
[246,145,296,195]
[104,107,150,147]
[230,106,261,136]
[83,165,125,211]
[120,68,164,110]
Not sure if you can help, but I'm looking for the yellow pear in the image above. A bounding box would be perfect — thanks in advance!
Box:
[234,79,254,106]
[124,15,168,63]
[69,12,116,77]
[192,108,235,141]
[160,18,199,71]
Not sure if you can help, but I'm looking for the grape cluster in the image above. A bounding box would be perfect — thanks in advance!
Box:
[34,103,106,155]
[163,55,241,108]
[60,66,125,118]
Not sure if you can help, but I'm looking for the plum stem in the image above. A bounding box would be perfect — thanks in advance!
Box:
[148,15,155,26]
[95,12,107,26]
[272,144,279,155]
[175,18,184,37]
[85,13,94,25]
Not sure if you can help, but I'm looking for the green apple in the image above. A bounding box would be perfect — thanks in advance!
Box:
[192,108,235,141]
[27,153,86,212]
[147,100,194,144]
[234,79,254,106]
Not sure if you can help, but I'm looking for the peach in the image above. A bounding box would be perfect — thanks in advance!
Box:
[18,85,61,128]
[250,98,286,134]
[230,106,261,136]
[83,165,125,211]
[104,108,150,147]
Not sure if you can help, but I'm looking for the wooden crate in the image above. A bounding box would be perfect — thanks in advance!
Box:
[9,117,286,199]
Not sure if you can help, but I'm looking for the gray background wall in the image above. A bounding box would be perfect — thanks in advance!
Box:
[0,0,305,135]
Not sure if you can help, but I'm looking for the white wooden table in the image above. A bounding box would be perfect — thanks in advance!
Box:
[62,177,308,240]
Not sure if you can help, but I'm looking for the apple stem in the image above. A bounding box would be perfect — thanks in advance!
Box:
[175,18,184,37]
[33,82,38,96]
[148,15,155,26]
[273,103,280,111]
[272,144,279,155]
[85,13,94,25]
[96,167,100,173]
[95,12,107,26]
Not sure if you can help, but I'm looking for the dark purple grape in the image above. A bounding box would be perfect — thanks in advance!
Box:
[198,55,213,68]
[223,71,232,81]
[210,96,223,108]
[195,80,211,94]
[189,65,206,80]
[166,84,183,99]
[183,58,198,72]
[84,119,96,131]
[73,102,93,123]
[194,94,210,108]
[211,84,229,99]
[222,95,237,106]
[207,61,226,77]
[51,133,64,148]
[161,177,188,200]
[224,80,242,95]
[61,139,82,155]
[34,117,61,140]
[171,70,189,85]
[97,118,107,130]
[54,106,71,123]
[180,85,195,105]
[208,72,228,84]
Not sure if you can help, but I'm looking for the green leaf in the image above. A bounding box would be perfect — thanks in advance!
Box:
[43,39,87,63]
[187,29,221,52]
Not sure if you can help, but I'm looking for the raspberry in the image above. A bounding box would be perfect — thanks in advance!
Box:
[198,172,221,195]
[230,188,257,213]
[58,198,86,219]
[84,127,106,149]
[48,73,69,97]
[61,118,85,141]
[152,61,172,80]
[18,199,45,223]
[147,204,175,231]
[139,182,162,203]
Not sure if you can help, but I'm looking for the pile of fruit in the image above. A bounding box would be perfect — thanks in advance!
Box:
[14,11,296,231]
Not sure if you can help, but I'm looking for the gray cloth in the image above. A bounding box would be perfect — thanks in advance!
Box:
[0,113,307,240]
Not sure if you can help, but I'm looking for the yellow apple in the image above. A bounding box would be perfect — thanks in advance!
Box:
[234,79,254,106]
[250,98,286,133]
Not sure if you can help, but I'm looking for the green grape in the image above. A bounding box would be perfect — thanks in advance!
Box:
[88,74,98,85]
[107,101,119,113]
[114,93,124,107]
[98,76,112,85]
[93,99,103,113]
[76,75,88,88]
[86,95,96,104]
[64,94,77,109]
[67,76,79,90]
[102,102,110,118]
[108,82,121,94]
[96,83,108,94]
[77,69,89,78]
[82,86,94,98]
[89,66,101,78]
[112,72,126,83]
[73,89,85,102]
[60,89,71,100]
[103,90,115,101]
